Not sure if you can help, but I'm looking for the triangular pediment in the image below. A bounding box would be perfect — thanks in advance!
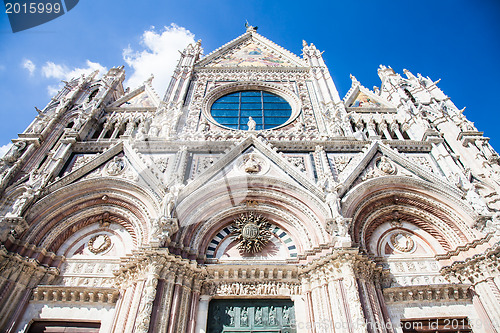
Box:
[343,78,395,111]
[109,78,160,109]
[196,31,306,69]
[179,136,323,202]
[337,142,460,197]
[44,142,166,197]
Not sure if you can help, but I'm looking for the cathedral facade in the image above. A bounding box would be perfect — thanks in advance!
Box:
[0,27,499,332]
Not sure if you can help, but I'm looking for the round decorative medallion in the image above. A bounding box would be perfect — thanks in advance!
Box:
[88,234,112,254]
[238,153,269,175]
[242,223,259,240]
[231,213,272,254]
[376,156,396,175]
[390,232,415,253]
[105,156,126,176]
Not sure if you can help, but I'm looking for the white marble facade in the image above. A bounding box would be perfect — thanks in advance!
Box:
[0,26,499,332]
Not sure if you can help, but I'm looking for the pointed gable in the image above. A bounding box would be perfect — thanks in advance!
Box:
[349,91,382,108]
[343,75,395,111]
[125,91,155,107]
[208,41,293,68]
[336,142,460,197]
[109,78,160,109]
[197,30,306,69]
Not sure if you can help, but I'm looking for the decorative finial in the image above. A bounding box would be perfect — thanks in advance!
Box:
[245,20,258,32]
[302,40,308,47]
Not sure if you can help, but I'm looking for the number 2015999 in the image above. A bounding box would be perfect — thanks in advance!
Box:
[5,2,61,14]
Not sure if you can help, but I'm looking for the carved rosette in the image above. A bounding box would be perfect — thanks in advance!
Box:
[231,213,272,254]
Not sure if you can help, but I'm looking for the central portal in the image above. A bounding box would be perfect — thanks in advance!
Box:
[207,299,296,333]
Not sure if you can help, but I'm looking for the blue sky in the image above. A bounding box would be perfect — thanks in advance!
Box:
[1,0,499,154]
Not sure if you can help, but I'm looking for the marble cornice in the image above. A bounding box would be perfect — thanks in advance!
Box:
[440,243,500,285]
[32,285,120,304]
[383,284,471,303]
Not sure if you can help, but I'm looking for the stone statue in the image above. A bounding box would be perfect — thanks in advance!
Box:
[9,186,34,216]
[136,122,147,141]
[377,156,396,175]
[162,191,175,218]
[247,117,256,131]
[2,141,26,164]
[201,119,210,132]
[325,182,341,218]
[465,183,490,215]
[243,155,261,173]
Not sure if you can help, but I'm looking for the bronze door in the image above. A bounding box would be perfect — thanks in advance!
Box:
[207,299,296,333]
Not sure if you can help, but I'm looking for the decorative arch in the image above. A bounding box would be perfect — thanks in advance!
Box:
[174,175,330,258]
[205,223,297,260]
[21,178,160,253]
[343,177,477,255]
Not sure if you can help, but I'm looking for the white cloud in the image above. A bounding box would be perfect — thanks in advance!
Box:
[42,60,107,96]
[0,143,12,158]
[22,59,36,75]
[123,24,196,95]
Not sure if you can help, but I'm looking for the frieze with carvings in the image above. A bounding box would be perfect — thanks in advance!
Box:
[204,281,302,296]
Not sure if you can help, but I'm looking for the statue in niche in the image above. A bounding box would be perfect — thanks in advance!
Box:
[9,186,34,216]
[269,306,277,325]
[240,307,248,326]
[255,307,263,325]
[324,182,341,218]
[247,116,256,131]
[105,156,126,176]
[283,306,290,325]
[226,307,235,326]
[162,191,175,218]
[148,126,159,137]
[161,183,184,218]
[135,122,147,141]
[377,156,396,175]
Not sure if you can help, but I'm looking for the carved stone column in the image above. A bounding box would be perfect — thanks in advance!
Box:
[133,270,160,333]
[153,273,175,333]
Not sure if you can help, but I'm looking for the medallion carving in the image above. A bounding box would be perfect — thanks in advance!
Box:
[390,232,415,253]
[231,213,272,254]
[88,234,112,254]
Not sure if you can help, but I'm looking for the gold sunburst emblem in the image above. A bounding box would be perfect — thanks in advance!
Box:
[231,213,272,254]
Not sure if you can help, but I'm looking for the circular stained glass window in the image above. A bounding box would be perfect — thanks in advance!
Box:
[210,90,292,130]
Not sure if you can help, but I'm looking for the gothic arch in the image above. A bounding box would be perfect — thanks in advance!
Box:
[21,178,160,251]
[174,175,330,257]
[342,176,477,254]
